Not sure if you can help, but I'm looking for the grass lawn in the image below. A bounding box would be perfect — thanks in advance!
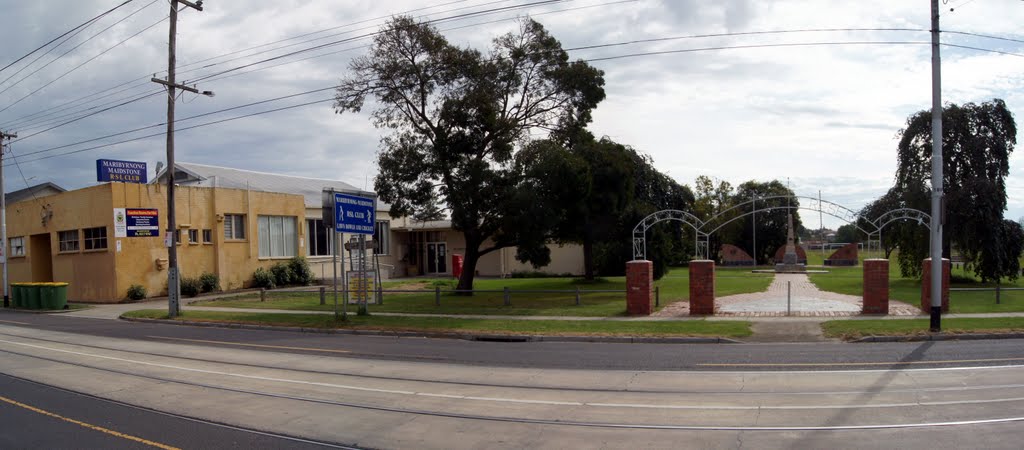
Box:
[193,267,773,317]
[122,309,752,338]
[808,261,1024,313]
[822,317,1024,340]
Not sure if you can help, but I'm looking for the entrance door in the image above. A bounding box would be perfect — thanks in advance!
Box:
[426,242,447,274]
[29,233,53,282]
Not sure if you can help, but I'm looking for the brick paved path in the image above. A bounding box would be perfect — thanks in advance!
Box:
[654,273,921,317]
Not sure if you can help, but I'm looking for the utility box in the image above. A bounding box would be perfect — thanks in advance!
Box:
[452,254,464,279]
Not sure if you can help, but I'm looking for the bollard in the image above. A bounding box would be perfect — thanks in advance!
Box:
[260,288,266,302]
[787,281,791,316]
[997,282,1001,305]
[655,286,660,308]
[435,286,441,307]
[504,287,511,306]
[319,287,326,305]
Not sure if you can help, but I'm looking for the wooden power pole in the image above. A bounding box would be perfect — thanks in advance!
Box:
[0,131,17,308]
[153,0,211,317]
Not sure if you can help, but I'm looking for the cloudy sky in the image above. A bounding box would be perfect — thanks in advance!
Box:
[1,0,1023,229]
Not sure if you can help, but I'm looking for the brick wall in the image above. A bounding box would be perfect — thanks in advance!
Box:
[626,260,653,316]
[921,258,950,313]
[720,244,754,266]
[825,242,859,266]
[689,260,715,315]
[862,259,888,314]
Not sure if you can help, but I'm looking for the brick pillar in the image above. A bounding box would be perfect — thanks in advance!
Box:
[921,258,950,313]
[626,260,653,316]
[689,260,715,315]
[862,259,889,315]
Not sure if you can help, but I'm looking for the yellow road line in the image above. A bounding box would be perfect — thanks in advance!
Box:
[0,319,29,325]
[699,357,1024,367]
[0,395,180,450]
[148,335,351,354]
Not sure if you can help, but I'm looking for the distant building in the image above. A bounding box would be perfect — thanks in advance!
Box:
[5,182,64,204]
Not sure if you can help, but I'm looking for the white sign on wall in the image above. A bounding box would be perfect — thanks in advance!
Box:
[113,208,127,238]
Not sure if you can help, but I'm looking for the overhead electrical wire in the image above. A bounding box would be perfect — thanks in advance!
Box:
[0,0,551,130]
[0,0,137,76]
[0,0,159,97]
[5,37,985,167]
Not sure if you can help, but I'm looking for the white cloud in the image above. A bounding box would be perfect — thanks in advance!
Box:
[1,0,1023,231]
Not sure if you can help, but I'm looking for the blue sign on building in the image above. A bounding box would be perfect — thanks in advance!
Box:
[334,192,376,235]
[97,159,147,183]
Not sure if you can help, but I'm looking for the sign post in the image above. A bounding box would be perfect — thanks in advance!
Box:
[325,189,376,319]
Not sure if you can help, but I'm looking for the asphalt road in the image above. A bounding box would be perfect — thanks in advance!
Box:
[0,372,346,449]
[2,309,1023,370]
[3,312,1024,448]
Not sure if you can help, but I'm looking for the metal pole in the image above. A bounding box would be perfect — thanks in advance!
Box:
[575,286,580,306]
[503,286,510,306]
[332,229,338,319]
[929,0,944,332]
[996,281,1001,305]
[752,195,757,265]
[0,132,16,308]
[819,190,824,261]
[341,233,348,319]
[435,286,440,306]
[787,281,791,316]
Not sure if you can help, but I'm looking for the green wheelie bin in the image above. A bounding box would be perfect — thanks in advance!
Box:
[40,283,69,310]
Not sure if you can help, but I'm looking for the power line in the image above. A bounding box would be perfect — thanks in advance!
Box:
[0,0,136,75]
[944,29,1024,45]
[0,0,552,131]
[2,38,964,167]
[0,13,169,115]
[0,0,158,97]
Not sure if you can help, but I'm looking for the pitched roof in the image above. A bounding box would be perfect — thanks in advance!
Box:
[155,162,389,212]
[5,182,65,204]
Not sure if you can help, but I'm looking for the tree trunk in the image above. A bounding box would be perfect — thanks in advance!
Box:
[456,234,482,295]
[582,237,595,281]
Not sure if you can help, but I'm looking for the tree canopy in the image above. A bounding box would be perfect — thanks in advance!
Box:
[334,16,606,290]
[882,98,1020,280]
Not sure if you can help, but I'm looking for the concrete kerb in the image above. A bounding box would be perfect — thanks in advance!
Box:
[118,316,742,344]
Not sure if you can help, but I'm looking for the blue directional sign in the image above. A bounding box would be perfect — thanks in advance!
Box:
[334,192,375,234]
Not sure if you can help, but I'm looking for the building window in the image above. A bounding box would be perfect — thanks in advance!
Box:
[9,236,25,257]
[306,219,332,256]
[188,229,199,244]
[83,227,107,250]
[374,221,390,255]
[224,214,245,240]
[175,230,182,245]
[257,215,297,258]
[58,230,80,252]
[202,229,213,244]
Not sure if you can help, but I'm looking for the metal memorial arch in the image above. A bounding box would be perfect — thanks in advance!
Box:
[631,195,932,261]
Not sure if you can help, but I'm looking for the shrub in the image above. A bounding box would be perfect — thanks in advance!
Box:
[288,256,314,286]
[180,276,201,297]
[126,284,147,301]
[253,267,276,289]
[270,262,294,286]
[199,272,219,293]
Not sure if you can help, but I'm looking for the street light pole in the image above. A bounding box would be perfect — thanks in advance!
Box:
[751,195,757,265]
[929,0,944,332]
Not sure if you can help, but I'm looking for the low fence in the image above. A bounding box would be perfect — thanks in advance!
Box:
[950,285,1024,304]
[281,286,663,307]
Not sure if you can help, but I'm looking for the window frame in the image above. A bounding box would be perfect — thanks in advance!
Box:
[58,229,80,253]
[188,229,199,244]
[374,221,390,255]
[83,226,108,251]
[224,214,246,240]
[257,215,298,259]
[306,218,332,257]
[8,236,25,258]
[202,229,213,244]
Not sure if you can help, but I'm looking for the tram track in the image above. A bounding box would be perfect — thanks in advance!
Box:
[2,328,1024,431]
[1,327,1023,398]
